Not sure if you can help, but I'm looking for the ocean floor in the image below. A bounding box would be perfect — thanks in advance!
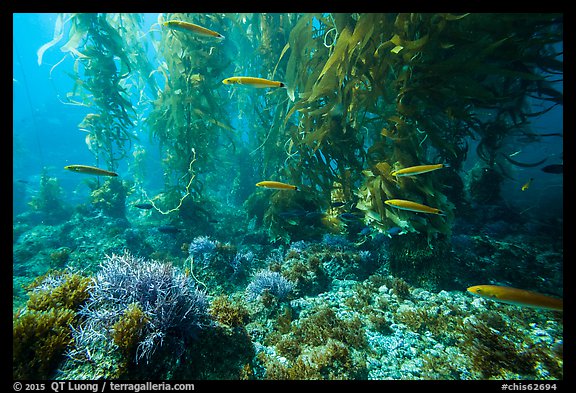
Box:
[13,206,563,380]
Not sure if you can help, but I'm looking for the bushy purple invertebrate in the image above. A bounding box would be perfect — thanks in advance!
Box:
[79,251,209,362]
[322,233,351,249]
[188,236,217,264]
[245,270,294,302]
[358,250,372,263]
[230,250,255,275]
[289,240,309,252]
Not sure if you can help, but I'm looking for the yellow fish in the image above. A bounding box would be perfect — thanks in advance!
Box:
[223,76,286,88]
[163,20,225,40]
[64,165,118,177]
[521,178,533,191]
[467,285,563,311]
[384,199,444,215]
[391,163,448,177]
[256,181,298,191]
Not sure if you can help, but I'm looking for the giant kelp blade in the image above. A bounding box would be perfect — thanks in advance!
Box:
[37,14,66,66]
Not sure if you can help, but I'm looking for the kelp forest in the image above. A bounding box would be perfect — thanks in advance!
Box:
[26,12,564,294]
[13,12,564,381]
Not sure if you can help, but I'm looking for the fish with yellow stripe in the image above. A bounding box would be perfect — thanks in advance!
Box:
[384,199,444,215]
[521,178,533,191]
[467,284,563,311]
[223,76,286,89]
[256,181,299,191]
[391,163,449,177]
[163,20,225,40]
[64,165,118,177]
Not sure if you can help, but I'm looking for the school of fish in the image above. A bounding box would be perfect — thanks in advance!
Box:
[59,16,562,316]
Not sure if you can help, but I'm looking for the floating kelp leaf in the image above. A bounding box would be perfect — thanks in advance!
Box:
[283,99,311,128]
[373,178,388,219]
[374,39,395,58]
[191,108,235,132]
[316,26,352,82]
[307,71,340,103]
[439,13,471,21]
[381,127,404,141]
[391,45,404,54]
[446,76,497,103]
[271,42,296,102]
[502,154,547,168]
[387,115,411,135]
[273,42,290,79]
[474,64,545,81]
[374,162,393,180]
[397,102,416,117]
[528,86,563,105]
[479,36,511,57]
[59,14,94,58]
[390,33,429,51]
[390,34,407,49]
[531,56,563,74]
[37,13,67,65]
[285,15,315,90]
[188,73,204,84]
[286,87,296,102]
[414,179,436,198]
[307,104,336,118]
[303,123,331,151]
[348,14,375,58]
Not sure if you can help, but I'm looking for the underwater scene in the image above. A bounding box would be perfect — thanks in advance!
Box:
[13,13,563,381]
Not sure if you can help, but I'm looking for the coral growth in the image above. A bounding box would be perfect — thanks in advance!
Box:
[294,306,367,349]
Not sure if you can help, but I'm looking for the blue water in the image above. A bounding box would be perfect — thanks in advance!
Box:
[13,13,563,219]
[14,14,96,208]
